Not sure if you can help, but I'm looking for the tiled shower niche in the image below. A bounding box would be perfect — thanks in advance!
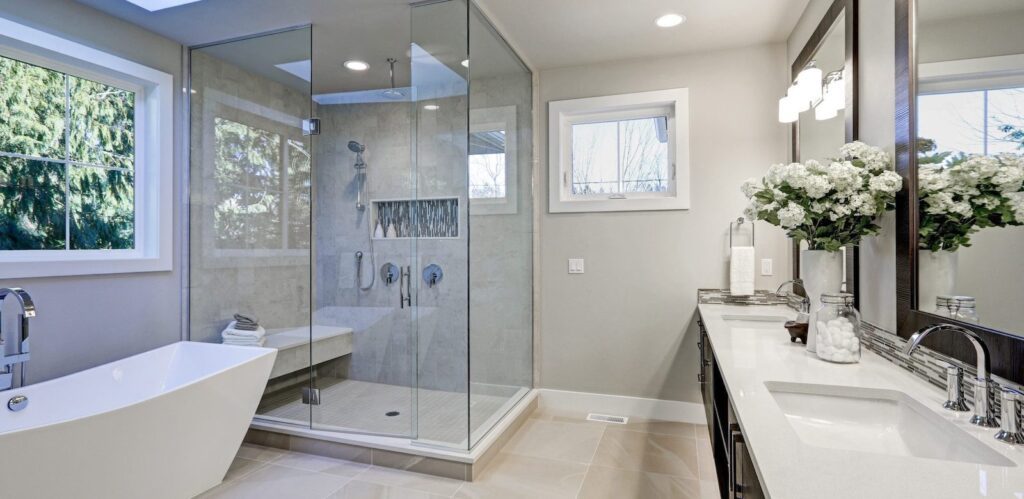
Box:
[371,197,459,239]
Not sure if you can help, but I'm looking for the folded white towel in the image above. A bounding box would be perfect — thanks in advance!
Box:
[221,321,266,340]
[222,337,266,347]
[730,246,756,296]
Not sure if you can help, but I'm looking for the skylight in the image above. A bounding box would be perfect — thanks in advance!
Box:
[125,0,202,11]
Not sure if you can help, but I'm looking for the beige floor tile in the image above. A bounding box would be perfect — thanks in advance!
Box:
[235,443,288,463]
[501,419,605,464]
[695,435,717,482]
[357,465,464,496]
[274,452,371,477]
[196,463,351,499]
[327,479,450,499]
[699,480,722,499]
[223,457,267,482]
[616,419,698,438]
[455,452,587,499]
[591,428,700,478]
[577,465,703,499]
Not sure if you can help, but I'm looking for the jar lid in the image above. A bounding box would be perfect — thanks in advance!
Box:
[950,295,976,308]
[936,295,953,306]
[821,292,854,305]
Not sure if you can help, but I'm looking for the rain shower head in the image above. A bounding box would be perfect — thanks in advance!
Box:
[348,141,365,153]
[380,57,405,100]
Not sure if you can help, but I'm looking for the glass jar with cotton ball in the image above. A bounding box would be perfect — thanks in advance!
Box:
[813,293,862,364]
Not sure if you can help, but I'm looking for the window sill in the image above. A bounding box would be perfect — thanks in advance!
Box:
[549,195,690,213]
[0,254,172,279]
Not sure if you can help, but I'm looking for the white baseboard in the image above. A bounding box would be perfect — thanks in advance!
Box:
[537,389,706,424]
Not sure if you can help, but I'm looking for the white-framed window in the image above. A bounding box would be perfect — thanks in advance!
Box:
[469,105,517,215]
[548,88,690,213]
[0,16,173,278]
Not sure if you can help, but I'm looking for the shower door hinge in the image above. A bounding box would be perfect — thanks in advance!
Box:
[302,387,321,405]
[303,118,321,136]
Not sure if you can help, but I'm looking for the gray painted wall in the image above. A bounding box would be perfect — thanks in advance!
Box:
[535,43,792,403]
[0,0,184,383]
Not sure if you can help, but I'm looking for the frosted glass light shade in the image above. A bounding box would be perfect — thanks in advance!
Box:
[779,96,798,123]
[787,85,810,112]
[815,99,837,120]
[827,77,846,110]
[797,66,823,103]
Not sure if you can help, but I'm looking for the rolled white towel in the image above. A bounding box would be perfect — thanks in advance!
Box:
[222,321,266,340]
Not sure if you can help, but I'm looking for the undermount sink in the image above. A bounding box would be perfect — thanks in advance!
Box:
[722,314,790,323]
[766,381,1014,467]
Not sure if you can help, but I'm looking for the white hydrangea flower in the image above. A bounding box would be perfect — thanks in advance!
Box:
[740,178,762,197]
[868,170,902,194]
[777,203,806,229]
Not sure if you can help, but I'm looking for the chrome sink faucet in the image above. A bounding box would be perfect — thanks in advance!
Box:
[776,279,810,316]
[0,288,35,391]
[903,324,998,428]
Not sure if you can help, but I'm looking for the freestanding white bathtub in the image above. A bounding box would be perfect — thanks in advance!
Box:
[0,341,276,499]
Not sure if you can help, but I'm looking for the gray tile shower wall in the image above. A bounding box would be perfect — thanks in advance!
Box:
[314,97,471,393]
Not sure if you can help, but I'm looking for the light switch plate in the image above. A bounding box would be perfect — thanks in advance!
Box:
[568,258,585,274]
[761,258,773,276]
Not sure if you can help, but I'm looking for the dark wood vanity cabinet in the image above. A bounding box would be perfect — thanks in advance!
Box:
[698,320,766,499]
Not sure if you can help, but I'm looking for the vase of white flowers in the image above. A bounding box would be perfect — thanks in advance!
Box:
[742,141,902,348]
[917,150,1024,308]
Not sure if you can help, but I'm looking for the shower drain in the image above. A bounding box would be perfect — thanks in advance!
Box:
[586,413,628,424]
[385,411,400,417]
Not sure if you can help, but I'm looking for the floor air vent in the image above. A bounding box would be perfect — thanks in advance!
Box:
[586,413,628,424]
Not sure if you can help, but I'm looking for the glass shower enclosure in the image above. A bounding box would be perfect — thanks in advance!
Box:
[186,0,533,451]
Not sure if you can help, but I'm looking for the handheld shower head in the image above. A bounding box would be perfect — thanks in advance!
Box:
[348,141,365,153]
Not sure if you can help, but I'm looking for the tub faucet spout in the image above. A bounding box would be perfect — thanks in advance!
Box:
[0,287,35,391]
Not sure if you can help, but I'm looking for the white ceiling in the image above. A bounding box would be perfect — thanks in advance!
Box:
[77,0,524,95]
[474,0,811,69]
[919,0,1024,23]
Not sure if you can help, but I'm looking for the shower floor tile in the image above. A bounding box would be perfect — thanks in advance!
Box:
[257,378,520,446]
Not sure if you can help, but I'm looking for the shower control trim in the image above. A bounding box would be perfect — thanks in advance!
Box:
[423,264,443,288]
[380,263,399,285]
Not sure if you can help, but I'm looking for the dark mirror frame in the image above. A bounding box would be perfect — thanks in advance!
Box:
[791,0,860,308]
[895,0,1024,384]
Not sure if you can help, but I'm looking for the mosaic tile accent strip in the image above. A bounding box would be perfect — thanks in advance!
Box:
[697,289,789,306]
[861,321,1023,423]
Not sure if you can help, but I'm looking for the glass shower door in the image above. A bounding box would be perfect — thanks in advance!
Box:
[309,27,418,438]
[188,27,315,429]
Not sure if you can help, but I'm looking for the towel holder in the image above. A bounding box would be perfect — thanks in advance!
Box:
[729,217,755,248]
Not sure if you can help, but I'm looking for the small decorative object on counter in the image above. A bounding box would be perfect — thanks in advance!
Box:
[784,321,809,344]
[813,293,862,363]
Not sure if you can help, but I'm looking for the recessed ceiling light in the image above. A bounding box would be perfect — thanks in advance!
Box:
[344,60,370,71]
[461,59,469,68]
[423,104,440,111]
[126,0,201,10]
[655,13,686,28]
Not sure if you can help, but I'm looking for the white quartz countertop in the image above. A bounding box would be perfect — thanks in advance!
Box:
[698,303,1024,499]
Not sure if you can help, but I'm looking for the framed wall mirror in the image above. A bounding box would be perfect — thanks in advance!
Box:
[791,0,859,304]
[896,0,1024,383]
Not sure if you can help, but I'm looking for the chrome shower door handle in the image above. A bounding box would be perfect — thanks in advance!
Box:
[399,266,406,309]
[403,266,412,308]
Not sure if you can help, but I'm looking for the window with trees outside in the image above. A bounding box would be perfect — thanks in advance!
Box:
[212,117,310,251]
[548,88,690,213]
[1,54,136,250]
[0,16,173,279]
